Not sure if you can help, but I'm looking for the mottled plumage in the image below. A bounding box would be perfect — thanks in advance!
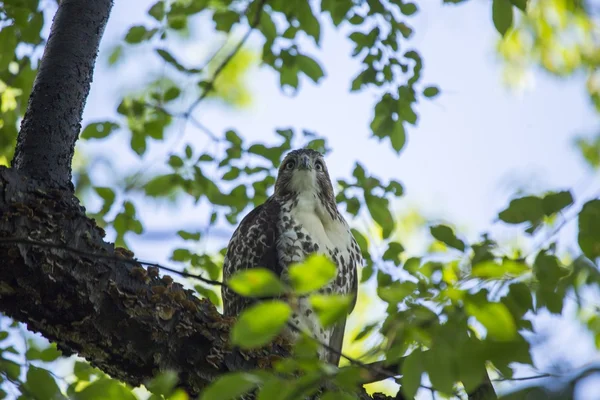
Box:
[221,149,361,365]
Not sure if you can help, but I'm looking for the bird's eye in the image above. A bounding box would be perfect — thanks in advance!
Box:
[315,161,324,171]
[285,160,295,170]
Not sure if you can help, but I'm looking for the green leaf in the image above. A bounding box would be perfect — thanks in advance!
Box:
[578,199,600,260]
[492,0,513,36]
[289,254,337,295]
[164,86,181,102]
[213,10,240,32]
[498,195,544,224]
[146,371,178,396]
[465,296,517,341]
[0,358,20,380]
[401,350,424,398]
[200,373,262,400]
[0,332,7,341]
[472,259,529,278]
[74,361,94,381]
[382,242,404,266]
[94,187,116,215]
[39,345,61,362]
[309,294,352,327]
[400,2,418,16]
[423,86,440,98]
[377,281,417,304]
[231,301,291,349]
[321,0,353,26]
[389,121,406,153]
[155,49,199,73]
[365,194,394,238]
[73,378,136,400]
[125,25,156,44]
[510,0,528,12]
[542,190,573,216]
[423,343,456,394]
[430,224,465,251]
[295,0,321,44]
[0,25,17,71]
[533,252,567,285]
[144,174,181,197]
[227,268,287,298]
[168,155,184,168]
[25,366,64,400]
[297,54,325,83]
[177,230,201,241]
[81,121,119,140]
[148,1,165,20]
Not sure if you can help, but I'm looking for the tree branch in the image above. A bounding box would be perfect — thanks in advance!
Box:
[11,0,113,190]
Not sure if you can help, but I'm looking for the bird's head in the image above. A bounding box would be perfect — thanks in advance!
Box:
[274,148,335,202]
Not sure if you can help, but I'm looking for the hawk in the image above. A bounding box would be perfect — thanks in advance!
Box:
[221,148,361,365]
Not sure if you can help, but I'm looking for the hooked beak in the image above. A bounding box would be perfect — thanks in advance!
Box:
[298,155,311,170]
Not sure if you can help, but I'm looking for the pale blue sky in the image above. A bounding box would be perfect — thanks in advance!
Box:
[75,0,600,397]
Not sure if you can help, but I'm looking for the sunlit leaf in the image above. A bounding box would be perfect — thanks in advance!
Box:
[309,293,352,327]
[231,301,291,348]
[228,268,287,298]
[465,296,517,341]
[73,378,136,400]
[289,254,336,295]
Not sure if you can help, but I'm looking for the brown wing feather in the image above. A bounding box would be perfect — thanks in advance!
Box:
[221,198,282,316]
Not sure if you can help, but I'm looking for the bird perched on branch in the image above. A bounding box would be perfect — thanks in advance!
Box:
[221,148,361,365]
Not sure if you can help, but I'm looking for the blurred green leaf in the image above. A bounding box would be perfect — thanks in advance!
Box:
[472,259,529,278]
[297,54,325,83]
[309,294,352,327]
[578,199,600,260]
[231,300,291,349]
[542,190,573,216]
[465,296,517,341]
[382,241,404,266]
[289,254,336,295]
[430,224,465,251]
[124,25,156,44]
[401,350,424,398]
[498,195,544,224]
[25,366,65,400]
[146,370,178,396]
[200,373,262,400]
[228,268,287,298]
[73,378,136,400]
[81,122,119,140]
[423,86,440,98]
[365,194,394,238]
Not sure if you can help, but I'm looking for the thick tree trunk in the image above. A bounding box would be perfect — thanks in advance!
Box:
[11,0,112,190]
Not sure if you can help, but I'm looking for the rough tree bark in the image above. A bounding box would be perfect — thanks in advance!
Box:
[0,1,496,399]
